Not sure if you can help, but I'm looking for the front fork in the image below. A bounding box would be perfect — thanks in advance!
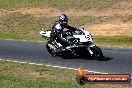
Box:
[87,43,96,56]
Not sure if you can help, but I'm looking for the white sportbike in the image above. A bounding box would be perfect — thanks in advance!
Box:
[40,28,103,60]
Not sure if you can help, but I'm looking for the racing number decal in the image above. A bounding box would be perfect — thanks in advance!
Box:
[85,35,90,40]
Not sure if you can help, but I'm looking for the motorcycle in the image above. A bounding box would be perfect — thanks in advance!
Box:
[40,28,103,60]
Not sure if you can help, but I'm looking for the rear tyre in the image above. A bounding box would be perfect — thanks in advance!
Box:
[90,46,103,61]
[46,42,57,57]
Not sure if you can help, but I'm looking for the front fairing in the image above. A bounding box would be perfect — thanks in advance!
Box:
[73,35,93,43]
[40,30,51,39]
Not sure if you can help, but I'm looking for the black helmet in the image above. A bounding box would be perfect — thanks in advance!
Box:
[59,14,68,25]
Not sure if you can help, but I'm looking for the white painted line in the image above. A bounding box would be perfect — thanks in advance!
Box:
[0,59,118,75]
[0,58,131,77]
[73,69,78,71]
[12,61,18,62]
[59,66,67,69]
[18,62,27,64]
[52,66,60,68]
[6,60,11,62]
[101,73,109,74]
[67,68,74,70]
[85,70,89,72]
[85,70,109,74]
[85,70,95,73]
[2,39,44,43]
[28,63,36,65]
[93,72,101,74]
[45,65,51,67]
[3,39,30,42]
[3,39,14,41]
[36,64,44,66]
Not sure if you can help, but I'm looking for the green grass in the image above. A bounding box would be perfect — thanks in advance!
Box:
[0,0,132,47]
[0,0,123,10]
[0,13,55,41]
[0,75,79,88]
[0,13,103,41]
[0,60,131,88]
[0,60,102,88]
[0,13,132,47]
[94,35,132,47]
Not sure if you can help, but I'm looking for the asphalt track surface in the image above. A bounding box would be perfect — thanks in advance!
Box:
[0,40,132,75]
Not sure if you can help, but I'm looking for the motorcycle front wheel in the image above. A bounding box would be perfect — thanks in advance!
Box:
[90,46,103,61]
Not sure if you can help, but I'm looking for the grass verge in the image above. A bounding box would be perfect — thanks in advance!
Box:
[0,0,123,10]
[0,0,132,48]
[0,60,80,88]
[0,13,132,47]
[0,60,131,88]
[94,35,132,48]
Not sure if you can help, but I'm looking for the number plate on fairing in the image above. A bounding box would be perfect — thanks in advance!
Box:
[73,35,93,42]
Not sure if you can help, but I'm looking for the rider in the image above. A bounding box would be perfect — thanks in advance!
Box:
[50,14,76,52]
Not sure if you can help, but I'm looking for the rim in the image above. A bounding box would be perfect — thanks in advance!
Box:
[92,50,100,58]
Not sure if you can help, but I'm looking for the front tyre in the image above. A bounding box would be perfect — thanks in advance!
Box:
[90,46,103,61]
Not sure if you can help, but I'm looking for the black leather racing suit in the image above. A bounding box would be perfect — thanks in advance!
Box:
[50,21,76,48]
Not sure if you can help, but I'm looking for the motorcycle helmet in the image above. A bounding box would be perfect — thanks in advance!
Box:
[59,14,68,25]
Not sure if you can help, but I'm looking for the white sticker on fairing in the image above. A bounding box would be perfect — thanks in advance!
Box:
[40,31,51,38]
[73,35,93,42]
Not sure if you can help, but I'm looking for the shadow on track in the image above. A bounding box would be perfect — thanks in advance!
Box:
[100,56,114,61]
[61,55,114,61]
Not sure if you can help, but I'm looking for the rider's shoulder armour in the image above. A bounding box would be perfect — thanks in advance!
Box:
[53,21,62,30]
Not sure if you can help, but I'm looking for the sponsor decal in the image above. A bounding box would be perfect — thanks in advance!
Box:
[76,66,131,85]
